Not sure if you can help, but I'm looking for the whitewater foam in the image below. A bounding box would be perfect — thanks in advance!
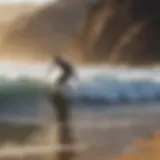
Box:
[0,63,160,104]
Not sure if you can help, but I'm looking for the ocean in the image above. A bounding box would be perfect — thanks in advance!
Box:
[1,62,160,159]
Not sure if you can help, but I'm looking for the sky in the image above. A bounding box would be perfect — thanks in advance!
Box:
[0,0,56,4]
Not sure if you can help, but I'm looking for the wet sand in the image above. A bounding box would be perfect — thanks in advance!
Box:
[73,104,160,160]
[1,101,160,160]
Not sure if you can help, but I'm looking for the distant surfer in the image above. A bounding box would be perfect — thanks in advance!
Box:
[47,56,77,87]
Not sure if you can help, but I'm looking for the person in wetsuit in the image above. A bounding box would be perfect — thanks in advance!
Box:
[48,56,77,160]
[48,56,77,86]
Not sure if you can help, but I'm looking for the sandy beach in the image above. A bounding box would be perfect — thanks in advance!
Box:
[0,101,160,160]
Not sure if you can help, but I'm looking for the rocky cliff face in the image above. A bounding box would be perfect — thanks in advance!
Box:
[73,0,160,65]
[0,0,160,65]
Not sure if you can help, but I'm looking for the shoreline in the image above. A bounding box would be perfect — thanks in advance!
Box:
[1,101,160,160]
[1,60,160,69]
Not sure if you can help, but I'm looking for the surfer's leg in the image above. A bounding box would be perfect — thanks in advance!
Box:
[55,73,68,86]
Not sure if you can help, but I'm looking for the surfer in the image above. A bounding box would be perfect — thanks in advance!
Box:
[47,56,77,86]
[48,56,77,160]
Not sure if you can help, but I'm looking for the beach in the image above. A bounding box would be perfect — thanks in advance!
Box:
[1,101,160,160]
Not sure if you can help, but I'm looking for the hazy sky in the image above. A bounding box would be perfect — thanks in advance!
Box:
[0,0,56,4]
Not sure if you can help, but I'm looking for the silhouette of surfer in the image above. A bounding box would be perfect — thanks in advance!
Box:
[48,56,77,160]
[47,56,77,87]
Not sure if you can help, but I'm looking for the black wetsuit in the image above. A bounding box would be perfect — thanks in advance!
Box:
[55,59,74,85]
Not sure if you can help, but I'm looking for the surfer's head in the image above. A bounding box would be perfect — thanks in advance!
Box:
[54,55,61,62]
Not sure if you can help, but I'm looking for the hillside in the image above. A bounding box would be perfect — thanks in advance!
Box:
[0,0,160,65]
[72,0,160,65]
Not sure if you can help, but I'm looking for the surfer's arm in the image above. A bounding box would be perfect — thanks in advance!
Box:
[46,64,56,76]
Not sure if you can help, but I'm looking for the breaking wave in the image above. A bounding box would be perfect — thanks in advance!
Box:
[0,66,160,105]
